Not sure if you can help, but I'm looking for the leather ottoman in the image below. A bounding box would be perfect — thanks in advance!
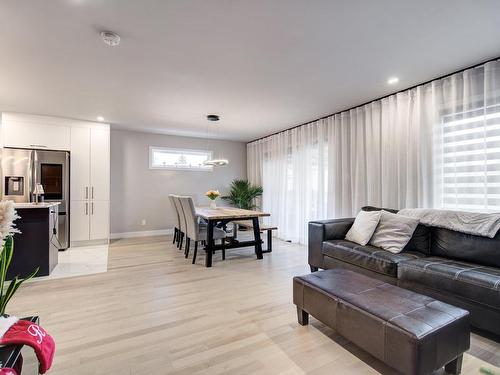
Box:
[293,269,470,375]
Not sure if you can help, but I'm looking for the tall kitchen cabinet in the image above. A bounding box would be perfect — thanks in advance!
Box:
[70,124,110,244]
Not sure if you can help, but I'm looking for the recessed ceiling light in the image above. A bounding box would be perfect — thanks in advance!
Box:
[387,77,399,85]
[97,116,104,122]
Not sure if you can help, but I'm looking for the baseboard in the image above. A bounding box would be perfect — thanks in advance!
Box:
[110,229,173,239]
[70,239,109,248]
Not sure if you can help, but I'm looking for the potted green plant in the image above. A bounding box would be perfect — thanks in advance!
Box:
[0,201,38,316]
[222,179,263,210]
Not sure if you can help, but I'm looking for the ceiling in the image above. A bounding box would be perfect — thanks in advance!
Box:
[1,1,500,142]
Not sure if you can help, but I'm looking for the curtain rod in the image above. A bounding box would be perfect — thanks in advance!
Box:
[248,54,500,144]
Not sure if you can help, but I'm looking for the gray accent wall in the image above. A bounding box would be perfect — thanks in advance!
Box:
[110,129,246,235]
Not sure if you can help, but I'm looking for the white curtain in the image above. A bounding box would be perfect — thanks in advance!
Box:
[248,60,500,244]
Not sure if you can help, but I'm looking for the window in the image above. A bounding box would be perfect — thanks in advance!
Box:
[439,104,500,211]
[149,147,213,171]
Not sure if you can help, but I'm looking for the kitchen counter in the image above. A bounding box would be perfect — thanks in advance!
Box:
[7,203,59,279]
[13,202,61,209]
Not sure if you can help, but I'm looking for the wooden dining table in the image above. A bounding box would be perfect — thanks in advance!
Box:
[195,206,270,267]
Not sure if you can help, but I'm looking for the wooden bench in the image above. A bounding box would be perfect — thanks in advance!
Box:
[232,220,277,253]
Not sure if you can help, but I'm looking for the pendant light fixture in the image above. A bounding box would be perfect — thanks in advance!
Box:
[203,114,229,166]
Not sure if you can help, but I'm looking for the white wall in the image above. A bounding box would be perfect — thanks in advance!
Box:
[110,129,247,236]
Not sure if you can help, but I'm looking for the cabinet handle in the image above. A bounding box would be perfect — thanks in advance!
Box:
[30,144,47,148]
[85,202,88,215]
[91,202,94,215]
[85,186,89,199]
[91,186,94,199]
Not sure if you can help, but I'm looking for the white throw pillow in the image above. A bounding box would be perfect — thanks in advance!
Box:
[345,210,382,246]
[369,211,419,253]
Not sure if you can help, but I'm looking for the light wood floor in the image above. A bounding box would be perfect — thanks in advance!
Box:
[9,235,500,374]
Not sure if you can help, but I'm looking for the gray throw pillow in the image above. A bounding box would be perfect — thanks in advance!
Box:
[369,211,419,253]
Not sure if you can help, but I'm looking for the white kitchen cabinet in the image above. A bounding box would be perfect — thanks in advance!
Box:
[70,198,110,243]
[1,113,71,150]
[69,124,110,244]
[90,127,110,201]
[70,126,110,202]
[89,201,110,240]
[70,126,91,200]
[70,200,91,242]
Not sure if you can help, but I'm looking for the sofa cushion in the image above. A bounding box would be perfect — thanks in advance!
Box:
[369,211,420,253]
[345,210,381,246]
[404,223,431,255]
[431,227,500,268]
[361,206,431,255]
[322,240,424,277]
[398,257,500,310]
[362,206,398,214]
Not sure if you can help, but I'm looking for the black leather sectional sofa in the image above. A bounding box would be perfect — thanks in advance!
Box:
[308,207,500,337]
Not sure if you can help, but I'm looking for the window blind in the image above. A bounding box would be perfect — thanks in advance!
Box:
[440,104,500,211]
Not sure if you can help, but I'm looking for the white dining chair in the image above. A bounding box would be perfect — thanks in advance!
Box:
[179,196,226,264]
[168,194,181,246]
[173,195,187,250]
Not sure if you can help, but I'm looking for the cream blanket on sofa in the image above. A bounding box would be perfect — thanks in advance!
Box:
[397,208,500,238]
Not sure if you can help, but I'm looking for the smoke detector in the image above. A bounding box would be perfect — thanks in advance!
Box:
[101,31,121,47]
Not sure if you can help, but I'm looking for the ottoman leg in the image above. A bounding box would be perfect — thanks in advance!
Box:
[310,266,318,272]
[297,307,309,326]
[445,354,463,375]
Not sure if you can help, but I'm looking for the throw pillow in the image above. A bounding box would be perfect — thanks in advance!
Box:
[345,210,382,246]
[369,211,420,253]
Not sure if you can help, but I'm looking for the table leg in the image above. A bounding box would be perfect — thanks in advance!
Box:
[252,217,263,259]
[205,220,214,267]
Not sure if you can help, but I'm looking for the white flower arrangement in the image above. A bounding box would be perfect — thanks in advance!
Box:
[0,201,20,241]
[0,200,36,316]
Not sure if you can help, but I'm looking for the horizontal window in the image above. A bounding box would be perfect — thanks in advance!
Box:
[438,103,500,211]
[149,147,213,171]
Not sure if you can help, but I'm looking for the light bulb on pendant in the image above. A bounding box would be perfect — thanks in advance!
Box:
[203,114,229,166]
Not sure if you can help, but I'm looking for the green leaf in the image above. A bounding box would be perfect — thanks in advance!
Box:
[0,267,38,316]
[0,236,14,302]
[222,179,263,210]
[0,236,38,315]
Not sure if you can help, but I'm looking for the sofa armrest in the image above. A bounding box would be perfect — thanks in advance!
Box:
[308,218,355,269]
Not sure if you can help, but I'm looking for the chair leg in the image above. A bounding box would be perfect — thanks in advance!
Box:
[267,230,272,252]
[221,239,226,260]
[173,228,178,244]
[179,233,184,249]
[192,241,198,264]
[185,237,190,258]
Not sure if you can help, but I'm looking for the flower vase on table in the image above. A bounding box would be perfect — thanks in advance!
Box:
[205,190,220,209]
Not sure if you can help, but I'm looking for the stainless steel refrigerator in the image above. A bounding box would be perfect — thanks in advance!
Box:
[1,147,70,250]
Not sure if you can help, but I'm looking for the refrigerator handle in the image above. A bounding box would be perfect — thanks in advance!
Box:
[29,150,37,201]
[91,186,94,199]
[85,186,88,199]
[85,202,88,215]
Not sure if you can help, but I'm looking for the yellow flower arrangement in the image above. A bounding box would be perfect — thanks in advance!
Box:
[205,190,220,201]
